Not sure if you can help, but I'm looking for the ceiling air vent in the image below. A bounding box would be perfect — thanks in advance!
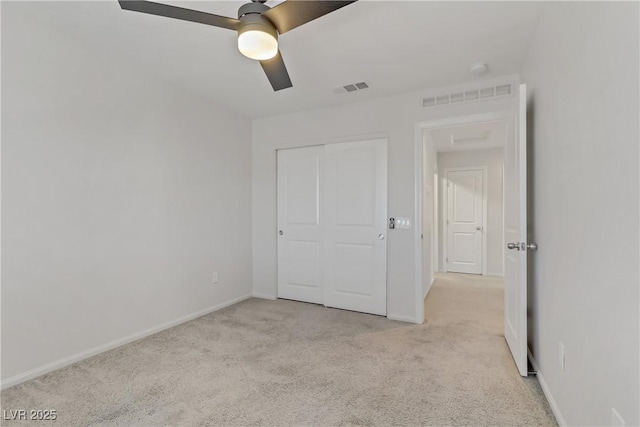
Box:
[337,81,370,94]
[423,83,513,108]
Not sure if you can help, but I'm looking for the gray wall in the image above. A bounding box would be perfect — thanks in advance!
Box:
[2,4,253,383]
[437,149,504,276]
[521,2,639,425]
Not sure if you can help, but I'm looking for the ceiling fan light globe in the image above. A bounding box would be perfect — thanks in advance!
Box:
[238,30,278,60]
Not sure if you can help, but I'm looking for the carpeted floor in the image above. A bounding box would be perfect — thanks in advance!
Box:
[1,273,556,426]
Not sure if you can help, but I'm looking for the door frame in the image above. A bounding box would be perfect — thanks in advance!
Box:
[442,166,488,275]
[414,111,513,323]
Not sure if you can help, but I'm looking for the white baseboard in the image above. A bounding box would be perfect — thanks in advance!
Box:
[528,348,567,426]
[252,292,277,300]
[1,293,252,390]
[424,276,436,299]
[486,272,505,277]
[387,313,422,324]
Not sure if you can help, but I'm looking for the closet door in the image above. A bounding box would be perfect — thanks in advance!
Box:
[323,139,388,316]
[277,146,323,304]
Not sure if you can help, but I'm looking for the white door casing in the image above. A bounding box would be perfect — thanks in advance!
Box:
[277,139,388,316]
[277,146,323,304]
[323,139,388,316]
[504,84,528,376]
[445,168,485,275]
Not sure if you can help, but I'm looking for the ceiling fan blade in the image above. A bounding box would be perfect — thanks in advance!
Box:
[260,51,293,91]
[263,0,357,34]
[118,0,241,31]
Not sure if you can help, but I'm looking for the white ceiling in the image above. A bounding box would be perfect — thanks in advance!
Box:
[15,1,543,118]
[430,120,507,152]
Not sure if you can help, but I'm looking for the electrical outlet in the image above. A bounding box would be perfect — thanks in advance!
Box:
[559,342,565,371]
[212,272,219,284]
[611,408,625,427]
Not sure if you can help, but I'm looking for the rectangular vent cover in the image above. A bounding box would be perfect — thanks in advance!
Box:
[423,83,512,108]
[339,81,370,93]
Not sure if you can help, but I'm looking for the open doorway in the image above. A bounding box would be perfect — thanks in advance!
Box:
[415,95,530,377]
[419,113,508,298]
[431,121,506,277]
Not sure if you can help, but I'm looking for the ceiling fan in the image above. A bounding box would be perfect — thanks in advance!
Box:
[118,0,357,91]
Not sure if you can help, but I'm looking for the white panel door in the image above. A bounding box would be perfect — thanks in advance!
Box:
[323,139,388,316]
[446,169,484,274]
[277,146,323,304]
[504,84,528,376]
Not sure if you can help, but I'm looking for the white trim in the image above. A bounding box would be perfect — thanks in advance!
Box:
[273,132,391,151]
[252,292,277,300]
[433,168,439,273]
[387,313,422,324]
[0,293,252,390]
[485,272,505,278]
[442,166,488,275]
[414,125,425,324]
[528,349,567,426]
[501,163,506,276]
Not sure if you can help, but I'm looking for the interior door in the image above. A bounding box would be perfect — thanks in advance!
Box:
[446,169,484,274]
[323,139,388,316]
[277,146,323,304]
[504,83,528,376]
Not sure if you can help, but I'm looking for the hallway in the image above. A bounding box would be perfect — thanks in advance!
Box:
[426,272,505,332]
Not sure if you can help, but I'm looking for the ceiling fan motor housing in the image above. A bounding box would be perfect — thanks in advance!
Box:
[237,2,277,39]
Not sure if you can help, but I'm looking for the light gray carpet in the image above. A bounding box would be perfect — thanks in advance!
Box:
[1,273,556,426]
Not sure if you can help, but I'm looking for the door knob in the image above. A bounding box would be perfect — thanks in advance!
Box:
[378,234,385,240]
[476,226,482,231]
[279,230,284,235]
[507,242,537,251]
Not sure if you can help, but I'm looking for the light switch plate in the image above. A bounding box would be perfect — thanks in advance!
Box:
[212,272,219,284]
[395,217,412,229]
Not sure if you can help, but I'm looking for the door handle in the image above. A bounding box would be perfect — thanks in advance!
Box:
[507,242,538,251]
[476,226,482,231]
[279,230,284,236]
